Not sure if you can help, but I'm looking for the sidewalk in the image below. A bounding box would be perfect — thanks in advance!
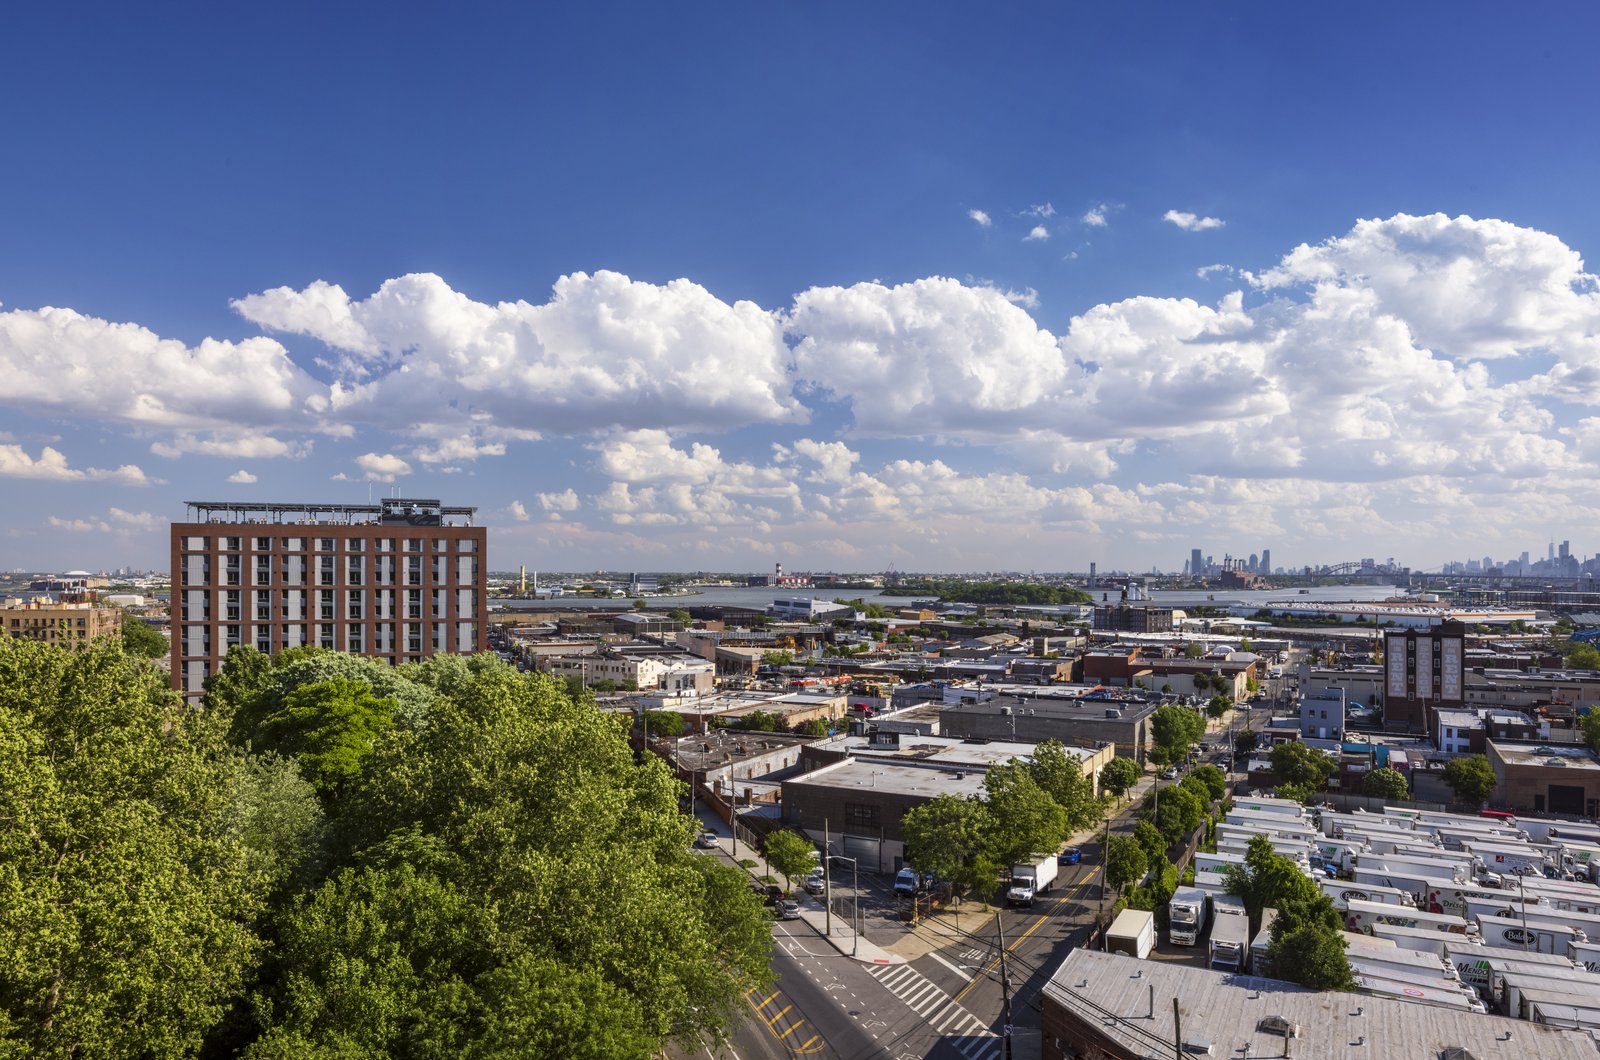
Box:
[693,810,904,965]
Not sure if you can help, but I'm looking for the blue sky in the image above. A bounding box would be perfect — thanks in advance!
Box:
[4,2,1600,575]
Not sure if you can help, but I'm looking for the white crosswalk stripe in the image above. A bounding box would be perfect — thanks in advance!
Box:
[867,963,1000,1059]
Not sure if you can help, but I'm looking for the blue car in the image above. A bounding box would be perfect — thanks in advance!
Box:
[1058,847,1082,865]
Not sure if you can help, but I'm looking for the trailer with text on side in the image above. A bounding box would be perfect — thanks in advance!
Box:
[1475,912,1583,955]
[1207,894,1250,972]
[1167,886,1209,946]
[1424,881,1523,918]
[1463,840,1552,878]
[1321,878,1411,910]
[1344,897,1471,938]
[1462,897,1599,941]
[1444,940,1576,1002]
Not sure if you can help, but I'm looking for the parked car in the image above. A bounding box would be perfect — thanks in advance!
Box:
[803,873,826,895]
[695,832,719,849]
[1058,847,1082,866]
[1160,767,1180,780]
[778,900,801,920]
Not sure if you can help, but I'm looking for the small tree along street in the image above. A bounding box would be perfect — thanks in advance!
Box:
[1443,755,1499,808]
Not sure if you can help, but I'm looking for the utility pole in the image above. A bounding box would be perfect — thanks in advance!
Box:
[996,912,1014,1060]
[823,819,832,937]
[1098,814,1111,947]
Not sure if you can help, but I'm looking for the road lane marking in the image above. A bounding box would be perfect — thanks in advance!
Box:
[927,949,970,981]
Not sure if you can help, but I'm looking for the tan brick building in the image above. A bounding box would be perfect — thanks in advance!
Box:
[169,499,487,695]
[1,598,122,646]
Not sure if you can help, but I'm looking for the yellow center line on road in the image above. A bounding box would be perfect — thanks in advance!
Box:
[775,1019,807,1039]
[795,1034,824,1054]
[951,870,1098,1006]
[762,1003,794,1028]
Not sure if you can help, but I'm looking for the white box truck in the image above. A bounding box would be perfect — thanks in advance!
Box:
[1208,894,1250,972]
[1168,886,1209,946]
[1107,908,1156,959]
[1006,854,1058,906]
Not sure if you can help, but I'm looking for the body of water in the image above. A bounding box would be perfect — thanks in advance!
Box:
[496,582,1412,613]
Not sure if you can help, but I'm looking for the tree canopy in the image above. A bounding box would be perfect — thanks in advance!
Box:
[900,795,998,899]
[1149,704,1206,765]
[983,761,1068,865]
[1,641,772,1058]
[1442,755,1498,808]
[1099,756,1141,799]
[1268,741,1335,791]
[1026,740,1107,833]
[1362,766,1410,801]
[120,615,168,658]
[1103,833,1148,893]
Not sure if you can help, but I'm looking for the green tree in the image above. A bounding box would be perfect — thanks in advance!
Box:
[1146,783,1204,845]
[1150,704,1206,764]
[1234,729,1260,757]
[983,761,1068,866]
[0,638,269,1058]
[736,710,782,733]
[253,677,397,797]
[763,830,818,893]
[794,718,829,737]
[1206,695,1230,719]
[292,663,772,1054]
[1179,774,1214,806]
[633,598,648,610]
[1099,756,1141,799]
[1442,755,1498,808]
[1582,709,1600,753]
[1189,764,1227,802]
[760,650,794,667]
[901,795,999,900]
[1026,740,1105,833]
[1266,897,1355,990]
[1362,766,1410,801]
[1133,820,1169,867]
[120,615,168,658]
[1269,741,1335,791]
[642,710,687,739]
[1103,833,1148,893]
[668,609,692,625]
[1223,835,1321,927]
[1183,642,1204,658]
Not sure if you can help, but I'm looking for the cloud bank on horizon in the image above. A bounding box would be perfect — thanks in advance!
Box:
[5,211,1600,570]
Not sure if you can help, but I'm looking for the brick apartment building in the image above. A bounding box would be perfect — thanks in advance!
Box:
[169,499,488,695]
[1,596,123,646]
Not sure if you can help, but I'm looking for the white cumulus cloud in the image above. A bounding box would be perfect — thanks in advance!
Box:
[227,470,258,484]
[1082,204,1110,227]
[237,271,804,436]
[1164,210,1225,232]
[968,209,992,228]
[352,452,411,482]
[1024,225,1050,242]
[0,444,157,485]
